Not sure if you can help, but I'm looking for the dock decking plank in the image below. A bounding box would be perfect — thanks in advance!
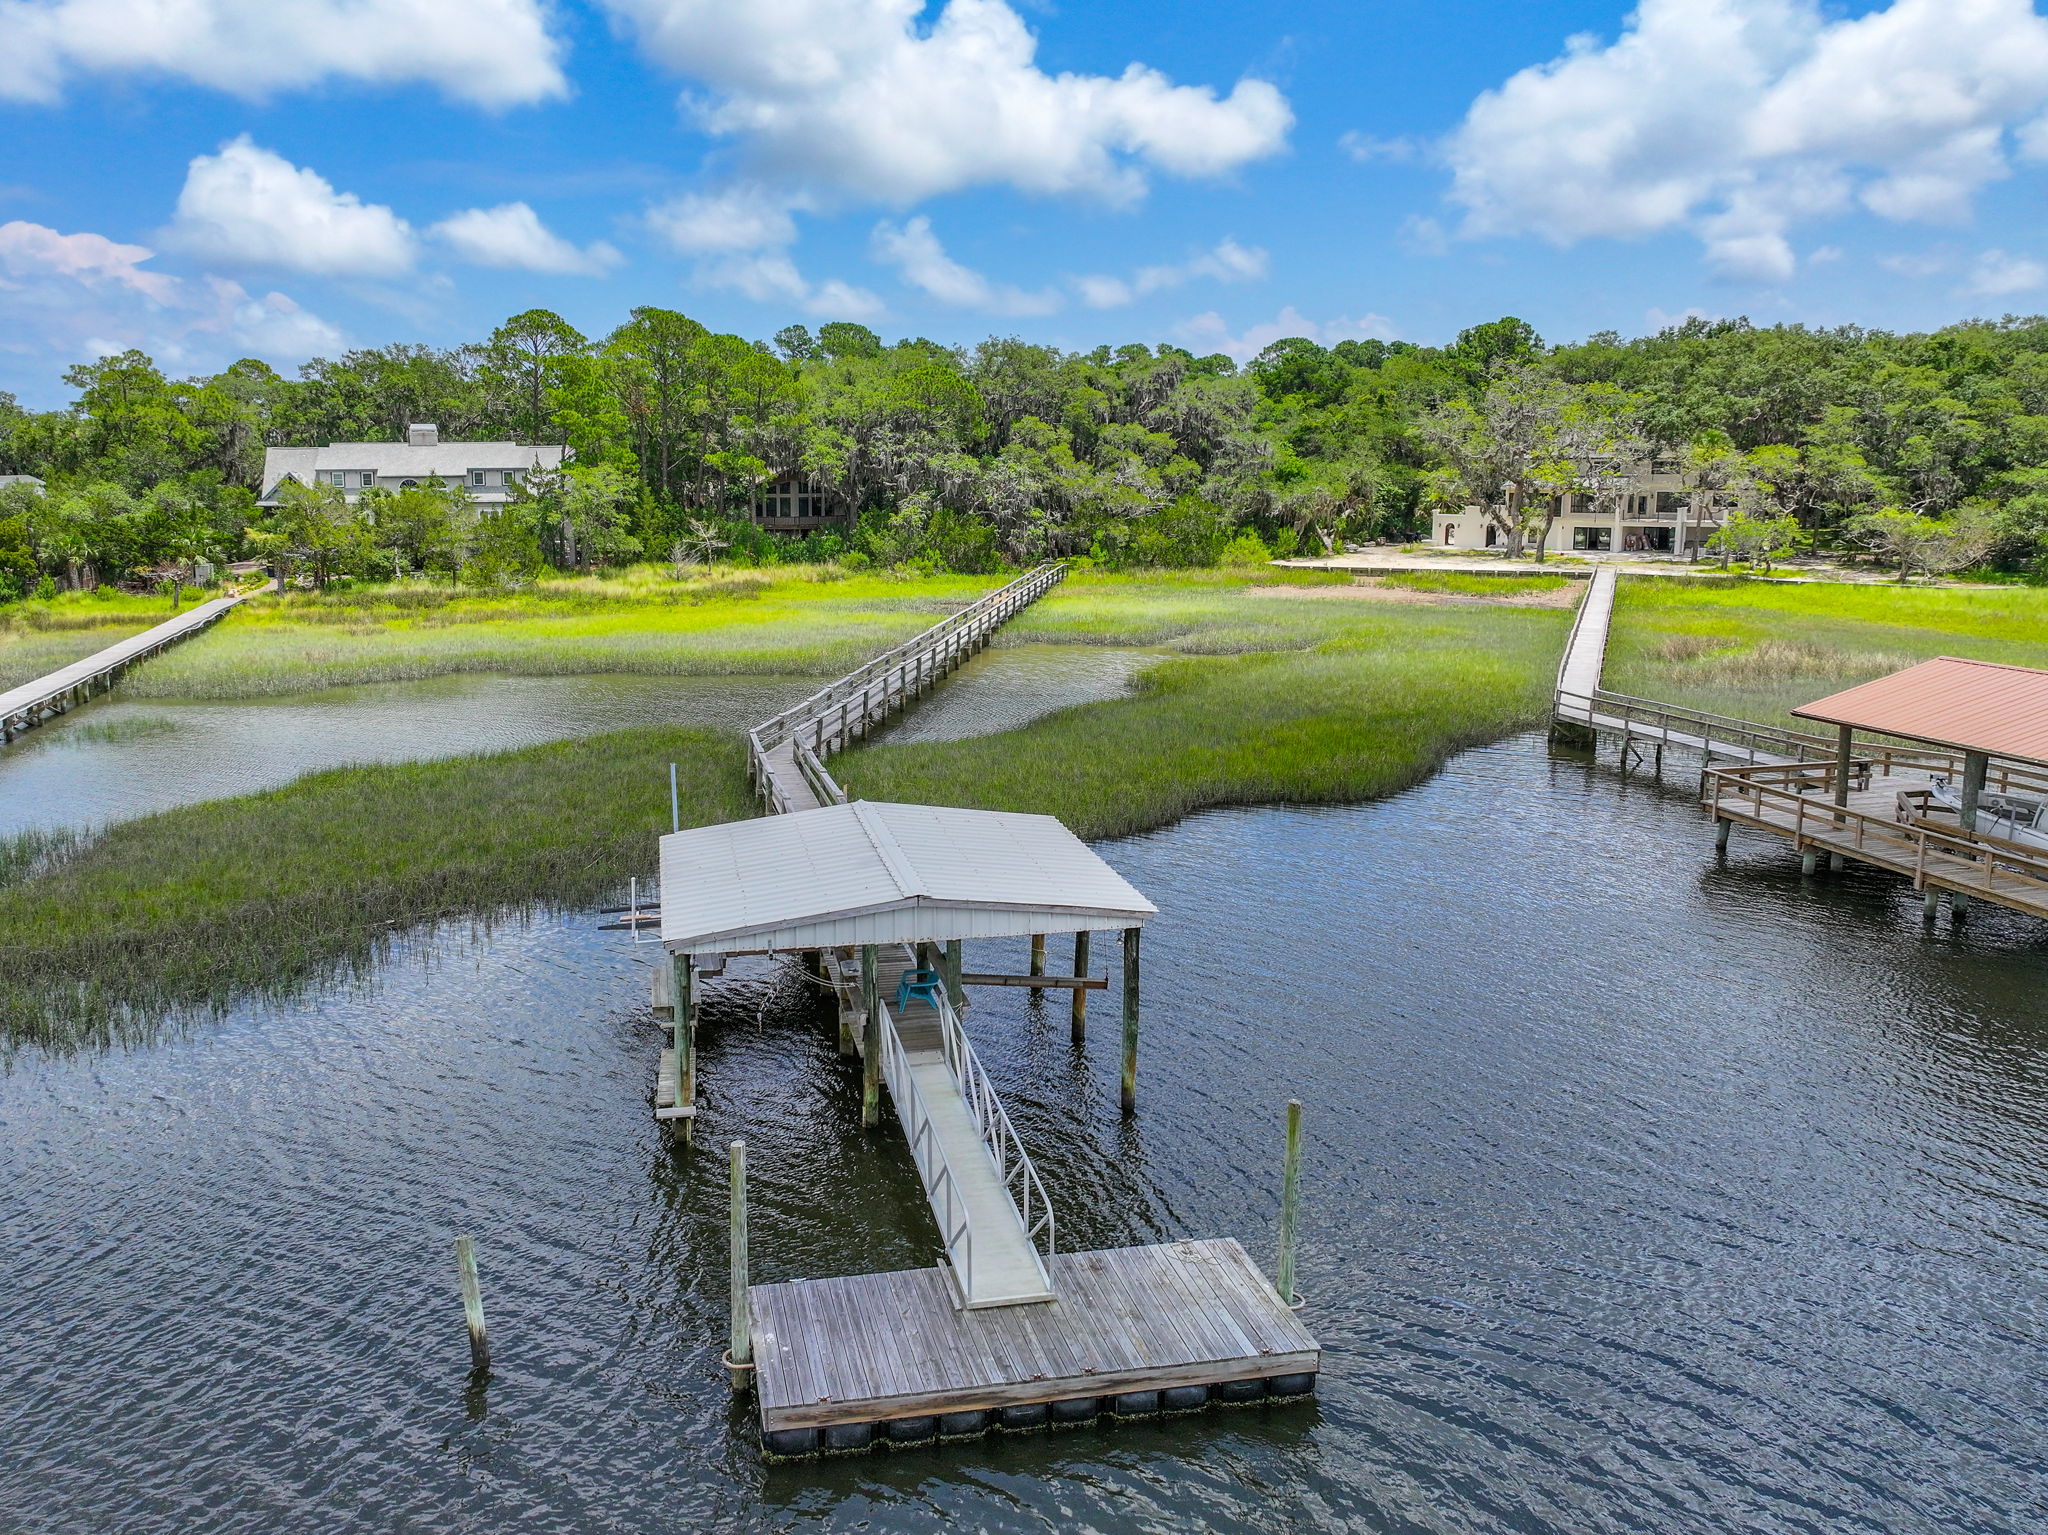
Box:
[750,1238,1320,1430]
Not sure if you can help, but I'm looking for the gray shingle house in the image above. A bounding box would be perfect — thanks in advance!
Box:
[258,423,570,507]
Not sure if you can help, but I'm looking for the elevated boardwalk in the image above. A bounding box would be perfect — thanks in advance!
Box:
[750,1239,1317,1452]
[1,593,242,744]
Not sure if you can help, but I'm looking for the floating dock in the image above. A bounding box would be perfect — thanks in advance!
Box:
[749,1238,1318,1454]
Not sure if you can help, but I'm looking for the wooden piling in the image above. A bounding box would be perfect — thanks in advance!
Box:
[860,944,880,1128]
[1276,1100,1302,1306]
[729,1139,752,1390]
[1715,818,1731,850]
[1120,927,1140,1115]
[944,939,964,1010]
[669,762,681,833]
[676,955,696,1145]
[454,1234,490,1374]
[1071,931,1089,1044]
[1029,934,1045,977]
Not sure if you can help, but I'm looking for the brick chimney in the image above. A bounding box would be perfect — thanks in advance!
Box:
[407,423,440,447]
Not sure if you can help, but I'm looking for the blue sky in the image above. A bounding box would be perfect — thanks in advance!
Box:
[4,0,2048,404]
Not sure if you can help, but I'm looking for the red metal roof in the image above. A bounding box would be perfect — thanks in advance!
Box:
[1793,656,2048,764]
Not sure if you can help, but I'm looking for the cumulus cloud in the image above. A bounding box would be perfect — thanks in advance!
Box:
[645,184,801,254]
[1172,306,1399,364]
[1966,248,2048,294]
[165,137,417,277]
[0,219,177,301]
[871,215,1060,314]
[601,0,1290,205]
[695,250,884,319]
[1074,237,1266,309]
[1447,0,2048,279]
[0,0,564,108]
[430,203,621,276]
[0,219,340,381]
[1338,132,1419,164]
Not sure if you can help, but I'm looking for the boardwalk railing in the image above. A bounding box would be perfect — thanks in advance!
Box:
[872,998,981,1295]
[748,562,1065,813]
[1,593,243,745]
[1555,686,1824,764]
[1704,761,2048,902]
[932,985,1055,1266]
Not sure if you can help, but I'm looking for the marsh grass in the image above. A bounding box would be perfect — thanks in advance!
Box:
[124,567,1010,700]
[841,601,1566,839]
[1381,571,1571,597]
[1608,576,2048,726]
[0,727,753,1050]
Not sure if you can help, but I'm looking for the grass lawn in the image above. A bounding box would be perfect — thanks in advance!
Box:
[0,590,189,691]
[120,565,1012,699]
[1605,577,2048,728]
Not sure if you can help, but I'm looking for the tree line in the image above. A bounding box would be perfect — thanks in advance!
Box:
[6,304,2048,598]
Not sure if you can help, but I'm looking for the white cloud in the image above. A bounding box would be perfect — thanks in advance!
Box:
[1338,131,1418,164]
[1447,0,2048,278]
[1644,305,1722,331]
[0,0,565,108]
[646,184,801,254]
[695,251,884,319]
[166,137,417,277]
[0,219,177,301]
[0,220,340,378]
[1966,248,2048,294]
[430,203,621,276]
[1074,236,1267,308]
[1172,306,1399,364]
[871,215,1060,315]
[1878,249,1953,277]
[601,0,1290,205]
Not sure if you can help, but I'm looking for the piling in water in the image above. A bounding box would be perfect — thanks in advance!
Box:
[729,1139,752,1391]
[1276,1100,1302,1307]
[454,1234,490,1375]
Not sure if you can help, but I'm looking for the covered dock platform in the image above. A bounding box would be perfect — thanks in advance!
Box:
[1706,656,2048,922]
[649,798,1319,1453]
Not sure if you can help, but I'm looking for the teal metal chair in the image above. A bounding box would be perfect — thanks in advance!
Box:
[895,967,945,1012]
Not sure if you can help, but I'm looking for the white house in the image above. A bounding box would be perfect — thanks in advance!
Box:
[1431,456,1728,556]
[258,423,570,508]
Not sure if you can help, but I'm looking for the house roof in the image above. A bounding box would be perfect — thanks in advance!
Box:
[1793,656,2048,765]
[657,800,1156,956]
[258,441,570,497]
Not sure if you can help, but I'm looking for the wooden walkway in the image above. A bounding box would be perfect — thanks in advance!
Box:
[1708,767,2048,918]
[748,563,1064,814]
[749,1238,1318,1451]
[0,593,242,744]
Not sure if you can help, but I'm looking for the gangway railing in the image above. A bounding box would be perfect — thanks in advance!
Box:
[931,985,1055,1266]
[872,996,982,1296]
[749,562,1065,813]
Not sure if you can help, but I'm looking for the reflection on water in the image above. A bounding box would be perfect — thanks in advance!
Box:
[0,644,1160,838]
[2,734,2043,1533]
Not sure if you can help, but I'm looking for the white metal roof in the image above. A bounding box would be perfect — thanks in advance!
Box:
[657,800,1157,956]
[258,441,570,500]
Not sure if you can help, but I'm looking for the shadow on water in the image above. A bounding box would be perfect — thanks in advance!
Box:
[3,732,2046,1532]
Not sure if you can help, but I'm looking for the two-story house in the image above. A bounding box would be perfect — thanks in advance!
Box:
[257,424,570,509]
[1431,457,1729,556]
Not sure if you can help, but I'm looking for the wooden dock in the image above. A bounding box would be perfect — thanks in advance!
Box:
[748,1238,1318,1453]
[0,593,243,744]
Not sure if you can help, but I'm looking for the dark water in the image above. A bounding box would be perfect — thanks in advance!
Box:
[4,735,2045,1533]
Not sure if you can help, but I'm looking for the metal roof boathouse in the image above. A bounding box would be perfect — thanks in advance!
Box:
[627,565,1319,1458]
[1706,655,2048,923]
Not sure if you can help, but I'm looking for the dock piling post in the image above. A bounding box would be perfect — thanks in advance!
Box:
[1923,889,1940,924]
[1029,934,1045,977]
[728,1140,753,1391]
[454,1235,490,1375]
[1120,927,1140,1115]
[860,944,880,1127]
[1276,1100,1303,1307]
[944,939,964,1010]
[1801,849,1819,876]
[669,762,680,834]
[676,955,696,1144]
[1715,818,1731,851]
[1071,931,1089,1045]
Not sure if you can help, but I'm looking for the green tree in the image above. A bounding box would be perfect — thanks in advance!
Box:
[483,309,588,445]
[256,480,372,590]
